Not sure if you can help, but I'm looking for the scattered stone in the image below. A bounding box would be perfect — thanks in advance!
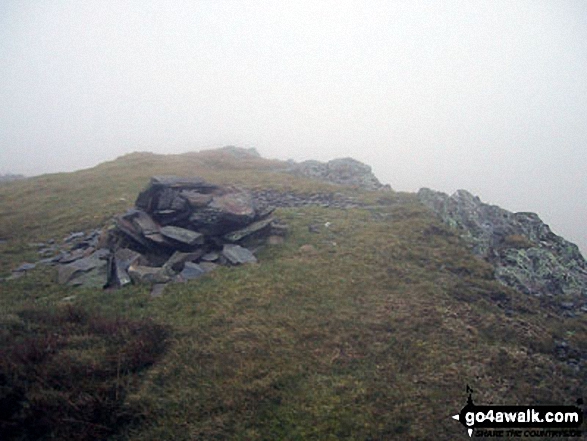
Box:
[58,248,88,264]
[128,265,171,284]
[180,262,206,280]
[38,246,59,257]
[58,252,109,288]
[64,232,85,243]
[163,250,205,272]
[223,217,274,243]
[199,262,219,273]
[222,244,257,265]
[14,262,36,272]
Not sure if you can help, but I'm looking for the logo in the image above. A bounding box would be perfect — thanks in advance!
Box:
[451,385,584,438]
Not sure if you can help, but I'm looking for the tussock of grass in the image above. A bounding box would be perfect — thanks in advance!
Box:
[1,150,585,440]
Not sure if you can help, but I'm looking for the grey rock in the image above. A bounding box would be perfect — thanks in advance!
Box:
[58,252,109,288]
[222,244,257,265]
[418,188,587,308]
[201,252,219,262]
[130,209,160,234]
[128,265,172,284]
[160,226,204,246]
[14,262,36,272]
[181,190,213,207]
[199,262,219,273]
[163,250,205,272]
[179,262,206,280]
[115,214,155,248]
[286,157,390,191]
[58,248,90,264]
[38,246,59,257]
[217,145,261,158]
[135,176,219,212]
[189,191,257,234]
[223,217,274,243]
[113,248,142,287]
[64,232,85,243]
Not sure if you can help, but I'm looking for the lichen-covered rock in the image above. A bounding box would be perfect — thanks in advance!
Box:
[418,188,587,311]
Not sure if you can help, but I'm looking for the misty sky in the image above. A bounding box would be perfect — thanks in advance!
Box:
[1,1,586,254]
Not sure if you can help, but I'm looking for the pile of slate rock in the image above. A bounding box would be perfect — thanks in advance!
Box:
[56,176,287,292]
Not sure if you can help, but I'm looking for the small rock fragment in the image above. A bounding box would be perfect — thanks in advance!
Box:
[179,262,206,280]
[14,262,36,272]
[222,244,257,265]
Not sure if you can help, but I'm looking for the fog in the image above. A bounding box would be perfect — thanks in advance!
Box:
[1,1,586,254]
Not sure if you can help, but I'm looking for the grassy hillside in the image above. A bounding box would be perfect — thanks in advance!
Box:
[1,150,585,440]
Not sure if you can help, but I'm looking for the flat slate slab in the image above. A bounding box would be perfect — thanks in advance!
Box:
[57,252,109,288]
[223,217,273,242]
[222,244,257,265]
[160,226,204,246]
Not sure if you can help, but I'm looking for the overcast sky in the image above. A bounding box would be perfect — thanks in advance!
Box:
[1,1,586,254]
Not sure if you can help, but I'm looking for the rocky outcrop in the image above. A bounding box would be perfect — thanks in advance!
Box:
[418,188,587,313]
[215,145,261,158]
[286,158,391,191]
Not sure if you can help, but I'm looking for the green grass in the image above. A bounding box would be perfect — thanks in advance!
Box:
[0,150,585,440]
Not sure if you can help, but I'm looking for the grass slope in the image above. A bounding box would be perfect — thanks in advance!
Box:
[0,150,585,440]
